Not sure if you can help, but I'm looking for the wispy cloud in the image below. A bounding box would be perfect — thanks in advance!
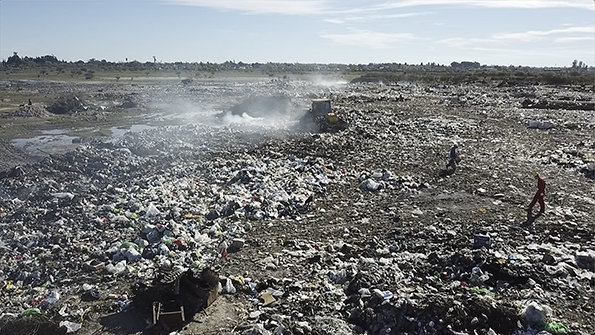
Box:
[162,0,594,17]
[324,12,432,24]
[371,0,595,10]
[437,37,494,47]
[555,36,595,43]
[320,30,416,48]
[493,26,595,41]
[160,0,595,30]
[162,0,329,15]
[438,26,594,48]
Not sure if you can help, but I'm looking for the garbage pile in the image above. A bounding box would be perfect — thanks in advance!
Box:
[0,80,593,335]
[3,104,49,118]
[46,95,89,115]
[0,120,347,333]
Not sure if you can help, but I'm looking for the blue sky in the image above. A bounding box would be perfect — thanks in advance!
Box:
[1,0,593,67]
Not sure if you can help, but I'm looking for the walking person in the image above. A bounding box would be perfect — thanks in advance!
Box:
[528,172,545,216]
[446,144,460,172]
[218,238,228,259]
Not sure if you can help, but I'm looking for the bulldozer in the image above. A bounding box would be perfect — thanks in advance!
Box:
[299,99,348,132]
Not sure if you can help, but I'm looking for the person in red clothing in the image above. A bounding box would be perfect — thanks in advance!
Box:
[528,172,545,215]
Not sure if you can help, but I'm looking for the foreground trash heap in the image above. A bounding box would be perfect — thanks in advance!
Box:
[0,81,594,335]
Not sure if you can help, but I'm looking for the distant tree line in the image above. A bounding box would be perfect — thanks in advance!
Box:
[351,66,594,86]
[450,61,481,69]
[4,52,61,67]
[2,53,593,86]
[571,59,588,69]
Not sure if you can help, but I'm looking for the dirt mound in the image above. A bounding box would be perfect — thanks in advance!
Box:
[3,104,50,118]
[120,94,142,108]
[47,95,89,115]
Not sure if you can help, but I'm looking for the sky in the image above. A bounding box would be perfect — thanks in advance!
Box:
[0,0,594,67]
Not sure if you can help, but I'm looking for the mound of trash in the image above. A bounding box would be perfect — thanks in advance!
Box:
[3,104,50,118]
[0,79,593,335]
[47,95,89,115]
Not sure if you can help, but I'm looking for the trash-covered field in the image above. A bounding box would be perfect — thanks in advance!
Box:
[0,78,594,335]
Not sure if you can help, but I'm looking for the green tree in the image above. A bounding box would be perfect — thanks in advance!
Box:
[6,52,23,67]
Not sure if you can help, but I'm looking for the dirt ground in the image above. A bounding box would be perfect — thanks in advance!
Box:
[0,76,593,335]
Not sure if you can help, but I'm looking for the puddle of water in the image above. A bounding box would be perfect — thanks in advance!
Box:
[12,124,156,156]
[12,134,80,155]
